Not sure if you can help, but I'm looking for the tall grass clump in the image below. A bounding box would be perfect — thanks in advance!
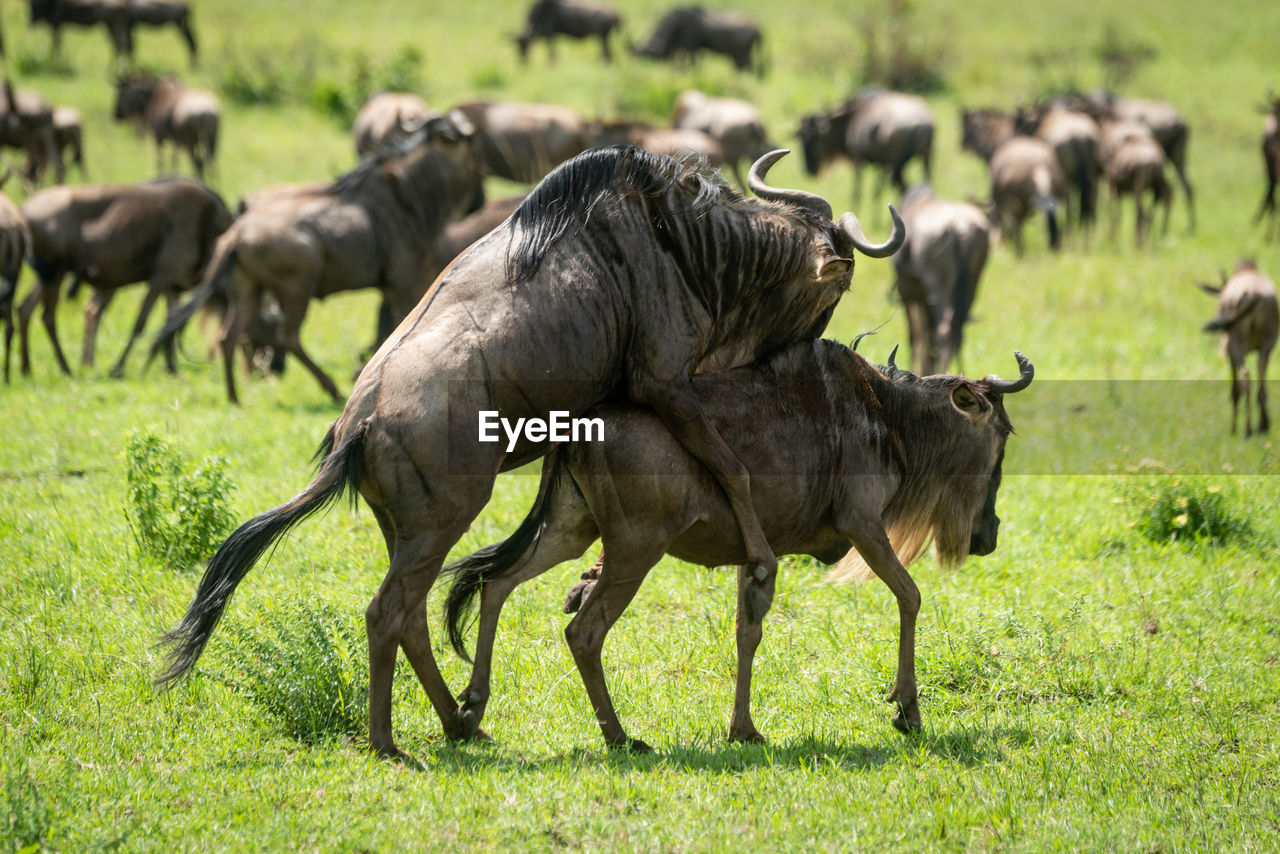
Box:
[1,754,52,854]
[1126,479,1251,545]
[215,601,371,743]
[123,428,236,569]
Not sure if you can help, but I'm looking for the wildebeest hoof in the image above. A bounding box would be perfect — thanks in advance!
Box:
[563,579,596,614]
[890,697,922,735]
[728,726,767,744]
[609,737,653,754]
[108,366,125,379]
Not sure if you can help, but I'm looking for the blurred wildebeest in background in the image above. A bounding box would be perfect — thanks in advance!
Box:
[1075,91,1194,231]
[671,90,770,187]
[150,112,485,403]
[1101,124,1170,246]
[155,147,904,759]
[453,99,589,184]
[28,0,197,65]
[1201,261,1278,436]
[352,92,430,157]
[1256,96,1280,239]
[1,185,31,384]
[123,0,198,66]
[893,185,991,375]
[1016,102,1100,229]
[587,119,725,167]
[52,105,85,179]
[798,90,934,209]
[442,341,1033,749]
[16,178,231,379]
[515,0,621,63]
[1,80,62,186]
[113,72,219,179]
[962,109,1065,254]
[633,6,763,74]
[959,107,1015,163]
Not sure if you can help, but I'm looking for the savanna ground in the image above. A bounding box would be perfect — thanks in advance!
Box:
[2,0,1279,849]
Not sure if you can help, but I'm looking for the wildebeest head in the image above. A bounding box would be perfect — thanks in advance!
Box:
[796,102,853,176]
[113,72,159,121]
[960,108,1015,162]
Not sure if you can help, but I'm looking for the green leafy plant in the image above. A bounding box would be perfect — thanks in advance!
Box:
[1127,479,1250,545]
[123,429,236,569]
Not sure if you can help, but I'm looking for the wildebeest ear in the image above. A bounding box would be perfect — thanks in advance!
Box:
[951,383,991,421]
[446,109,476,138]
[815,255,852,282]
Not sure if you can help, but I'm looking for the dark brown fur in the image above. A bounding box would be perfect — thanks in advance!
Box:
[0,191,31,383]
[113,73,219,179]
[515,0,621,63]
[453,100,589,184]
[632,6,763,73]
[1256,99,1280,239]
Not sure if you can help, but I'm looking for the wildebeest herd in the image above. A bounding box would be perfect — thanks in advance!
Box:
[2,0,1278,758]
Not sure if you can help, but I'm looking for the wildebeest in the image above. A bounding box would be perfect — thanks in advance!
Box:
[671,90,770,187]
[440,341,1032,749]
[113,72,219,179]
[453,100,589,184]
[959,107,1015,163]
[15,178,231,379]
[352,92,431,158]
[1016,103,1100,229]
[123,0,198,65]
[1256,97,1280,239]
[1102,129,1170,246]
[28,0,197,65]
[515,0,621,63]
[1200,261,1278,436]
[155,147,904,758]
[149,113,485,404]
[798,91,935,208]
[1,188,31,384]
[52,106,85,179]
[633,6,763,73]
[893,185,991,375]
[587,120,725,167]
[1,79,61,186]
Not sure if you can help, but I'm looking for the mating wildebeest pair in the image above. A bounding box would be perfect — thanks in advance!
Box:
[157,146,922,758]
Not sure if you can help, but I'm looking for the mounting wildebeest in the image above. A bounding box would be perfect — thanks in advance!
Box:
[1016,103,1100,229]
[113,72,219,179]
[893,185,991,376]
[633,6,763,73]
[1200,261,1278,436]
[15,178,231,379]
[149,113,485,404]
[962,111,1065,254]
[1256,96,1280,239]
[453,100,589,184]
[352,92,430,157]
[515,0,622,63]
[440,341,1033,750]
[155,146,905,759]
[671,90,770,188]
[1,80,61,186]
[1,187,31,384]
[798,91,934,209]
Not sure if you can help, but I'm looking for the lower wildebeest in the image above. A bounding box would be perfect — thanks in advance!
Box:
[799,91,934,208]
[16,178,231,379]
[1103,130,1171,246]
[671,90,770,187]
[1,188,31,383]
[1200,261,1278,437]
[893,185,991,376]
[1016,103,1100,229]
[155,147,904,759]
[113,72,219,179]
[149,113,485,404]
[441,341,1033,749]
[1255,97,1280,239]
[352,92,430,157]
[453,100,588,184]
[633,6,763,73]
[1,80,61,186]
[515,0,621,63]
[987,136,1067,254]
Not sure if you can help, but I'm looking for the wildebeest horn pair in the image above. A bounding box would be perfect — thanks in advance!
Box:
[748,149,906,257]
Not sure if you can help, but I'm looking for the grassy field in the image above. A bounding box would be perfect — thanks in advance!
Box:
[3,0,1280,850]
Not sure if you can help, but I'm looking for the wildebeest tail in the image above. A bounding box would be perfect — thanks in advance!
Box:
[443,448,564,662]
[1203,295,1260,332]
[156,419,367,685]
[148,235,236,365]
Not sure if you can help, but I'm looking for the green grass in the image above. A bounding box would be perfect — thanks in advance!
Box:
[3,0,1280,850]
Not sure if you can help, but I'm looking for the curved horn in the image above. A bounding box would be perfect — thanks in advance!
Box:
[984,351,1034,394]
[747,149,833,220]
[886,344,900,370]
[837,205,906,258]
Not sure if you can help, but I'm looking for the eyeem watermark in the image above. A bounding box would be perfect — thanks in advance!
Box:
[478,410,605,452]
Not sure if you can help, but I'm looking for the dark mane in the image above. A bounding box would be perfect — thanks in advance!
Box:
[328,125,435,196]
[505,145,725,284]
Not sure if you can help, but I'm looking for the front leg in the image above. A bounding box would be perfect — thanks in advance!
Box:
[729,562,774,743]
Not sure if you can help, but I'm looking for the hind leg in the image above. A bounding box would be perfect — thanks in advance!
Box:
[729,562,776,744]
[1258,347,1272,434]
[19,274,71,376]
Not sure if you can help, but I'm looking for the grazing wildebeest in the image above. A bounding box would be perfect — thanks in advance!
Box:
[987,136,1066,255]
[453,100,588,184]
[1102,131,1171,246]
[28,0,131,60]
[893,185,991,375]
[1076,91,1194,231]
[515,0,621,63]
[352,92,430,157]
[1,187,31,384]
[52,106,85,179]
[155,147,905,759]
[1016,103,1100,229]
[1256,97,1280,239]
[799,91,935,208]
[1,80,61,186]
[16,178,231,379]
[122,0,198,65]
[1200,261,1278,436]
[441,341,1032,749]
[633,6,763,73]
[149,113,486,404]
[671,90,770,187]
[113,72,219,179]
